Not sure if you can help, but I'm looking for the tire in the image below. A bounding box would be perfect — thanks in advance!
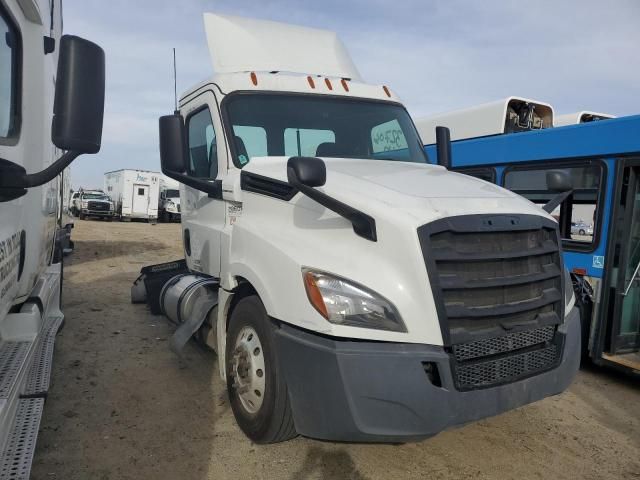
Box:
[226,295,297,443]
[79,212,85,220]
[579,229,585,235]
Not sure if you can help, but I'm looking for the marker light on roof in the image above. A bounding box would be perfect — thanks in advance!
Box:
[307,76,315,89]
[383,85,391,98]
[341,79,349,92]
[250,72,258,86]
[325,78,333,90]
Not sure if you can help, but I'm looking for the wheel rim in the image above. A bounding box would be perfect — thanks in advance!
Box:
[230,326,266,414]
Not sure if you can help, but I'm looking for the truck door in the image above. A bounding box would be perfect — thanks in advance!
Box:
[132,184,149,215]
[609,162,640,358]
[180,91,226,276]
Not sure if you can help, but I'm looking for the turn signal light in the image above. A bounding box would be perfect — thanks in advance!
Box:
[303,271,329,319]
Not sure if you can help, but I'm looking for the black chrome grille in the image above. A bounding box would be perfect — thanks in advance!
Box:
[88,201,108,211]
[418,214,564,390]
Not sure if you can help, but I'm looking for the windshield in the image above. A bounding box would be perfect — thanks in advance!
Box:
[225,94,429,167]
[83,193,109,200]
[165,189,179,198]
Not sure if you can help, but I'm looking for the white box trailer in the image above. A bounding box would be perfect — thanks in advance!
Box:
[104,169,160,222]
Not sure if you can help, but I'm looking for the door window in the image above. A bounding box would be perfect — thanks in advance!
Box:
[504,163,603,248]
[0,5,20,138]
[137,187,145,195]
[187,107,217,178]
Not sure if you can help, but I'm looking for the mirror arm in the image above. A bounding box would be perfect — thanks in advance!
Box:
[163,169,222,199]
[543,189,573,213]
[23,151,80,188]
[288,170,377,242]
[0,150,80,190]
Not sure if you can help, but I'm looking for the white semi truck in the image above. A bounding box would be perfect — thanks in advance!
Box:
[137,13,580,444]
[159,175,181,222]
[104,169,160,222]
[0,0,104,473]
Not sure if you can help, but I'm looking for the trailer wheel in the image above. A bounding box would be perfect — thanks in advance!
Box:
[226,295,297,443]
[579,229,586,235]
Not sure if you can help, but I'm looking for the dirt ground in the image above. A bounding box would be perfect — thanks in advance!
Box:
[31,220,640,480]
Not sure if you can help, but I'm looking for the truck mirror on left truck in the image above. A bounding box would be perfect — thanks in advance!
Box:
[0,34,105,202]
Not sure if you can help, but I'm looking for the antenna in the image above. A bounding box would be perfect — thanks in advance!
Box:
[173,48,178,114]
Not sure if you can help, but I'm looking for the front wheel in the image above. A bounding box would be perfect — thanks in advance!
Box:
[226,295,297,444]
[579,229,586,235]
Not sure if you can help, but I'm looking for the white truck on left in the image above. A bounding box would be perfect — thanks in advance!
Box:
[0,0,104,476]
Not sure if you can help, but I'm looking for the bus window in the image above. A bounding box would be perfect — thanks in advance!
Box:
[503,163,603,248]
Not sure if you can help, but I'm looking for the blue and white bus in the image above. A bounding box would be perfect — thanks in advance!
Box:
[419,103,639,374]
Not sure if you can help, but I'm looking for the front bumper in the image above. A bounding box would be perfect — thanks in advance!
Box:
[275,306,581,443]
[82,209,114,217]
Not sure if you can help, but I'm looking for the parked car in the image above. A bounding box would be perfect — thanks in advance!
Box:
[571,222,593,236]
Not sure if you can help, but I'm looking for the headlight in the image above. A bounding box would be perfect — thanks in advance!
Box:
[81,201,88,207]
[563,267,575,313]
[109,203,114,210]
[166,200,175,206]
[302,269,406,332]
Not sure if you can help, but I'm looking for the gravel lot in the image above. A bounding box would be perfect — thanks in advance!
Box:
[31,220,640,480]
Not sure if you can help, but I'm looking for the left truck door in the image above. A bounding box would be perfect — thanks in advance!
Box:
[180,91,226,276]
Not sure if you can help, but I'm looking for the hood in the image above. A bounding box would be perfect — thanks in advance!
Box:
[242,156,550,227]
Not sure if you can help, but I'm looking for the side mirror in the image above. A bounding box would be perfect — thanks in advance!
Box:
[158,114,221,198]
[159,115,188,174]
[435,126,451,169]
[0,34,105,201]
[287,156,326,187]
[546,170,572,192]
[52,35,105,153]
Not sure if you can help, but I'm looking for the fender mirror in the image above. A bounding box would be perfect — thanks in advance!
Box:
[543,170,574,213]
[546,170,572,192]
[287,156,326,187]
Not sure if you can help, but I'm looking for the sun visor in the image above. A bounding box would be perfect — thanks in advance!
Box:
[203,12,362,80]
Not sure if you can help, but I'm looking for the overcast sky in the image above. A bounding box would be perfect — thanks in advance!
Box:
[65,0,640,188]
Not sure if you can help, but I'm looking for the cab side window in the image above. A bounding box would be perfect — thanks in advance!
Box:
[0,5,20,138]
[187,107,217,179]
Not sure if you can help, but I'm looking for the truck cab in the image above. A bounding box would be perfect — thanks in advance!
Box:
[0,0,104,472]
[153,14,580,444]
